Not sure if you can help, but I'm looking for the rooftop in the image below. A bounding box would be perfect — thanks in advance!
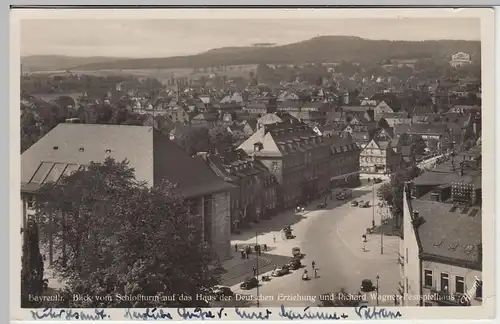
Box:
[411,199,482,265]
[21,123,234,197]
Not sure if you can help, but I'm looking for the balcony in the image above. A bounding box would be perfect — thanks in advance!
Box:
[430,288,471,306]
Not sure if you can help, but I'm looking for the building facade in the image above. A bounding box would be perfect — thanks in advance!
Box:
[197,149,278,233]
[359,138,401,174]
[399,171,482,307]
[238,120,360,210]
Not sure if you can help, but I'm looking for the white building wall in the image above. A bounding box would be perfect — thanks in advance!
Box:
[421,261,482,307]
[401,189,422,306]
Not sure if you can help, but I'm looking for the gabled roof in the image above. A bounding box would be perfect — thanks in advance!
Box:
[21,124,234,197]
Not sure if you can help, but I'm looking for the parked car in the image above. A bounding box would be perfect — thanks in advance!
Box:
[288,258,302,270]
[212,285,234,299]
[240,277,259,290]
[373,178,383,184]
[317,202,327,208]
[359,201,370,208]
[292,247,302,258]
[272,265,290,277]
[350,200,359,207]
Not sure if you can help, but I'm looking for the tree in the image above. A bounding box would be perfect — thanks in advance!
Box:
[21,220,46,307]
[35,158,220,308]
[377,182,393,204]
[208,124,238,153]
[175,127,211,155]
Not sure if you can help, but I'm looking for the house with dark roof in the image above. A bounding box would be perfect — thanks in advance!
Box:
[197,149,278,232]
[399,182,482,307]
[238,120,360,209]
[21,123,235,260]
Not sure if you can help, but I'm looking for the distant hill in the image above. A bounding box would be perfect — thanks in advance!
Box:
[21,55,131,72]
[70,36,481,70]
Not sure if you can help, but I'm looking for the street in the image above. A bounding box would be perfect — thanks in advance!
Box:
[220,182,401,307]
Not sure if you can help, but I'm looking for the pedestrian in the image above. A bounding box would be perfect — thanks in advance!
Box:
[258,248,262,256]
[246,251,249,259]
[264,244,268,251]
[314,269,318,278]
[241,251,246,259]
[235,243,238,252]
[252,266,257,276]
[273,235,276,243]
[312,261,316,270]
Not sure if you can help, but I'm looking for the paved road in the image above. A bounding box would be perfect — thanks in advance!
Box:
[226,183,401,307]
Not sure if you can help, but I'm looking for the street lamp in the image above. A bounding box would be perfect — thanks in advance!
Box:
[376,274,380,306]
[371,184,375,228]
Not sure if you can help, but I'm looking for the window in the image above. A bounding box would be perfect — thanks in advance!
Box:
[440,273,449,292]
[271,162,278,172]
[475,280,482,299]
[455,276,465,294]
[424,270,433,287]
[26,195,35,209]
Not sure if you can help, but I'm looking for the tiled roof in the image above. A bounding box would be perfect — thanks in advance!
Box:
[413,161,481,188]
[411,200,482,264]
[21,124,235,198]
[257,113,282,125]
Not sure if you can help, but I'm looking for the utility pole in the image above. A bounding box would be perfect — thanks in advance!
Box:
[256,231,260,308]
[381,226,384,255]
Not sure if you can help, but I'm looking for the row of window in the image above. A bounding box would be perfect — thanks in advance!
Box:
[360,156,386,163]
[424,269,482,298]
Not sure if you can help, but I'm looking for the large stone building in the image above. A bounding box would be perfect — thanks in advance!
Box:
[197,148,278,233]
[238,119,360,209]
[399,148,482,307]
[21,123,235,261]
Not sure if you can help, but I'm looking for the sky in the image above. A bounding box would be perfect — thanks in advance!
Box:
[20,18,481,58]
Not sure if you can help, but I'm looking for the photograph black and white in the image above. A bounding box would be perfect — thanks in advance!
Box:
[14,9,492,315]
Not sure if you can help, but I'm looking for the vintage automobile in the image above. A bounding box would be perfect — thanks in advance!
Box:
[292,247,303,258]
[359,201,370,208]
[317,202,327,209]
[272,265,290,277]
[373,178,383,184]
[287,258,302,270]
[350,200,359,207]
[361,279,376,292]
[212,285,234,299]
[240,277,259,290]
